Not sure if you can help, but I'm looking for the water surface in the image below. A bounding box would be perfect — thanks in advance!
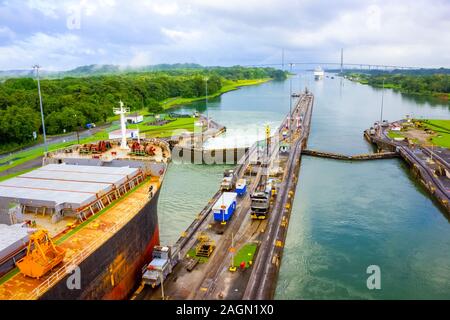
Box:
[158,73,450,299]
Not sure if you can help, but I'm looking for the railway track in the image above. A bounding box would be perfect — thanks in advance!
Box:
[243,94,314,300]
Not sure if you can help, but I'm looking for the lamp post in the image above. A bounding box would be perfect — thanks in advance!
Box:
[380,78,385,123]
[159,270,165,300]
[74,113,80,144]
[205,76,209,130]
[33,65,47,152]
[289,63,294,144]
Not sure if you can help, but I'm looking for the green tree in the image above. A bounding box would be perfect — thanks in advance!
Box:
[0,106,40,144]
[45,107,86,134]
[147,98,163,114]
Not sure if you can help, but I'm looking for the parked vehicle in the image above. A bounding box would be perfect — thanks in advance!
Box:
[142,246,179,288]
[250,179,276,219]
[213,192,237,223]
[221,169,236,191]
[236,179,247,196]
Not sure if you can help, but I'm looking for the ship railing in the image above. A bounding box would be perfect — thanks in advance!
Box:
[23,182,151,300]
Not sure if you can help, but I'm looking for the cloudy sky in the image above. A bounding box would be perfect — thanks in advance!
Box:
[0,0,449,71]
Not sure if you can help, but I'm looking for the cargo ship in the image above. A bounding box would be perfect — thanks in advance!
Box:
[314,66,324,80]
[0,104,171,300]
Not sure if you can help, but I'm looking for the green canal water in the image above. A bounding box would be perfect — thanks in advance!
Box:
[158,73,450,299]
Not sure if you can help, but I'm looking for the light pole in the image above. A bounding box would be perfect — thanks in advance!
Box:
[160,270,165,300]
[205,76,209,130]
[289,63,294,144]
[380,78,385,123]
[74,114,80,145]
[33,65,47,152]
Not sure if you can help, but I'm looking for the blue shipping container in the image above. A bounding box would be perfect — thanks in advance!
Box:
[236,179,247,196]
[213,192,237,222]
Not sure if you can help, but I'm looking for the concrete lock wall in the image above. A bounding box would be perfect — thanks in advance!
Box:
[171,147,248,164]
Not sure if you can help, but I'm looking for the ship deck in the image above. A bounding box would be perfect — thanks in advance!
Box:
[0,176,160,300]
[49,144,167,163]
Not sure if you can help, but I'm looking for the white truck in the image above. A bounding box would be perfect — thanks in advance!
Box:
[220,169,236,191]
[142,246,179,288]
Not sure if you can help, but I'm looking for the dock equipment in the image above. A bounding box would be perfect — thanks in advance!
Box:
[195,235,216,258]
[130,141,156,156]
[236,179,247,196]
[142,246,178,288]
[250,191,270,219]
[212,192,237,223]
[79,141,112,154]
[16,230,65,278]
[185,258,199,272]
[250,179,274,219]
[221,169,236,191]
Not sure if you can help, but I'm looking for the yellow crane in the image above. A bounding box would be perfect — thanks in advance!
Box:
[16,230,66,279]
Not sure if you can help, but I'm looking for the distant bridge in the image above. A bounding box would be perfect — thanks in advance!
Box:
[244,61,420,71]
[243,48,434,71]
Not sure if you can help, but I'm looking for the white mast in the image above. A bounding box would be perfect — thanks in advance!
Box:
[113,100,130,150]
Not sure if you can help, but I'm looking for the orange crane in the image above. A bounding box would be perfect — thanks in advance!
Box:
[16,230,66,279]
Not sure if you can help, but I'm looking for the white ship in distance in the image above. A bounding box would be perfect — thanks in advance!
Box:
[314,66,324,80]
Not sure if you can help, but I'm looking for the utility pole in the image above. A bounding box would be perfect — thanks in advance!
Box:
[289,63,294,144]
[380,78,385,123]
[205,76,209,130]
[231,232,235,269]
[160,270,165,300]
[33,65,47,152]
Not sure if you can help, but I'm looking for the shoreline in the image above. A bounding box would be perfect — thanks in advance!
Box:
[346,76,450,101]
[160,78,272,110]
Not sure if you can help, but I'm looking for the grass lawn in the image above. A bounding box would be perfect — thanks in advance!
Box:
[130,117,197,138]
[387,130,405,139]
[381,83,401,90]
[0,131,108,174]
[161,78,270,110]
[186,248,209,263]
[232,243,257,268]
[0,138,44,156]
[421,119,450,148]
[0,167,37,182]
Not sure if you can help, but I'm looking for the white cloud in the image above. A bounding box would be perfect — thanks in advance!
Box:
[128,50,152,67]
[1,0,450,69]
[161,27,201,44]
[0,26,15,40]
[148,1,181,16]
[26,0,60,18]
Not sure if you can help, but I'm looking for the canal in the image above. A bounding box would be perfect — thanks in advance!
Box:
[158,73,450,299]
